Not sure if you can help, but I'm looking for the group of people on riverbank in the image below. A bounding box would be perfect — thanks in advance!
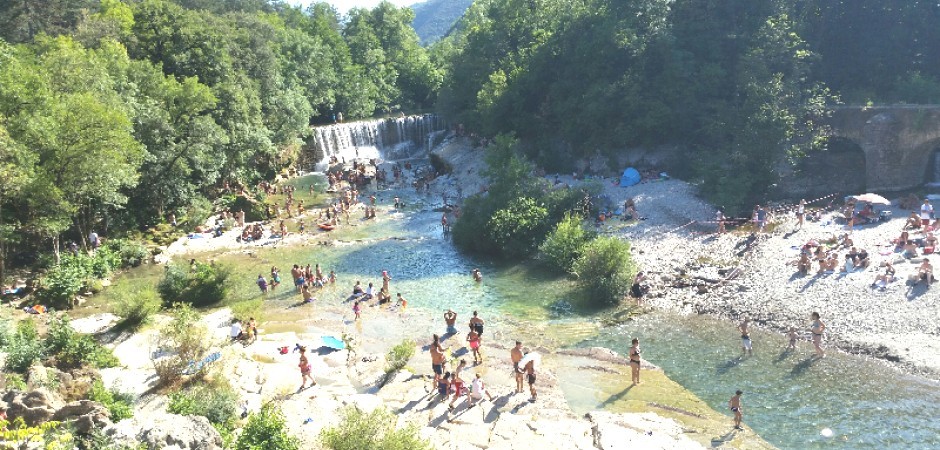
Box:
[427,309,539,411]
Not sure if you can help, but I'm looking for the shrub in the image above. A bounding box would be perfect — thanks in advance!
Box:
[103,239,151,268]
[382,339,415,386]
[113,285,162,330]
[230,299,263,326]
[184,197,214,230]
[38,256,90,309]
[90,246,121,278]
[88,379,134,421]
[152,303,211,385]
[45,315,120,369]
[168,382,238,428]
[486,197,550,259]
[158,262,231,307]
[572,237,637,306]
[4,373,27,391]
[235,404,299,450]
[539,213,593,272]
[320,406,433,450]
[4,319,43,373]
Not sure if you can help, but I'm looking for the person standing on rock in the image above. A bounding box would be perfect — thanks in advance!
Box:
[524,357,537,402]
[629,338,642,385]
[796,199,806,229]
[738,318,753,356]
[729,390,744,430]
[298,346,316,391]
[511,341,524,394]
[716,209,726,234]
[430,334,446,391]
[469,311,484,337]
[467,328,483,364]
[922,199,934,222]
[444,309,457,334]
[810,312,826,358]
[236,209,245,228]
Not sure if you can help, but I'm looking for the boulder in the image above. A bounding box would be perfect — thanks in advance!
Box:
[52,400,112,434]
[3,388,66,426]
[104,413,223,450]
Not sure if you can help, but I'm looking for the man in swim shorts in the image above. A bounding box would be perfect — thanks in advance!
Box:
[524,358,537,402]
[729,390,743,430]
[430,334,445,391]
[738,318,753,356]
[511,341,524,394]
[469,311,484,337]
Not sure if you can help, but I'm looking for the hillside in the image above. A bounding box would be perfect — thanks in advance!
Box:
[411,0,472,45]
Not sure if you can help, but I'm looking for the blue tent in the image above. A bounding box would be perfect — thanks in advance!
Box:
[620,167,641,187]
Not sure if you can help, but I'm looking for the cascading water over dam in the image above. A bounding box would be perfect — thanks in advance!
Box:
[307,114,447,170]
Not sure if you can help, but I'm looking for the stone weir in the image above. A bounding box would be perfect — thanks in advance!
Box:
[307,114,447,169]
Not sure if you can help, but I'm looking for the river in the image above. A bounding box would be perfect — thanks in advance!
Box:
[138,171,940,449]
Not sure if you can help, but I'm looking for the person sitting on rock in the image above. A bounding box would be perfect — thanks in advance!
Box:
[854,248,871,268]
[872,262,896,289]
[918,258,934,286]
[905,211,923,230]
[925,232,938,251]
[894,231,910,246]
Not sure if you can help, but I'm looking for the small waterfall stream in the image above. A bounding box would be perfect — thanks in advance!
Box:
[307,115,446,169]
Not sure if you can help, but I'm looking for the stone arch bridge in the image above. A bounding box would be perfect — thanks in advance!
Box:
[826,105,940,191]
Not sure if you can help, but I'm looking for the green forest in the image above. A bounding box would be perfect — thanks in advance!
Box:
[0,0,438,280]
[3,0,940,275]
[434,0,940,211]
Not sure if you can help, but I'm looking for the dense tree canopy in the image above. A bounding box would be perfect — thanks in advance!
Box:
[0,0,440,280]
[435,0,940,211]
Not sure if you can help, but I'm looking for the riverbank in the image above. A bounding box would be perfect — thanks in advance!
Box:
[431,137,940,377]
[75,300,772,449]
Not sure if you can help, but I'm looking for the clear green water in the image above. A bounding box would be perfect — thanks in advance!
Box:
[127,173,940,450]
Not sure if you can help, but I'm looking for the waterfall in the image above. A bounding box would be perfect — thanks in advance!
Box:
[308,114,446,170]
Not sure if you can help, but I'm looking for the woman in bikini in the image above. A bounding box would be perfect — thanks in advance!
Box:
[467,329,483,364]
[629,338,642,385]
[810,312,826,358]
[298,346,316,390]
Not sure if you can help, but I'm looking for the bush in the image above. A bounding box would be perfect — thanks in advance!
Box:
[168,382,238,429]
[572,237,637,306]
[539,213,593,272]
[382,339,415,386]
[157,262,231,307]
[4,373,27,391]
[88,379,134,421]
[320,406,433,450]
[152,303,211,385]
[486,197,550,259]
[104,239,151,268]
[4,320,43,373]
[38,250,124,309]
[114,286,162,330]
[235,404,299,450]
[184,197,214,230]
[45,315,120,369]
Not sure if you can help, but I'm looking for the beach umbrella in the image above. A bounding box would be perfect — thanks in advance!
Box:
[851,193,890,205]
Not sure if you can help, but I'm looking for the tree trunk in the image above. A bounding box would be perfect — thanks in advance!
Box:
[52,235,61,265]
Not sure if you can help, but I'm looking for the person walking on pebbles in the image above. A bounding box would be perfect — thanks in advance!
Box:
[729,390,744,430]
[810,312,826,358]
[298,346,316,391]
[738,318,753,357]
[511,341,524,394]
